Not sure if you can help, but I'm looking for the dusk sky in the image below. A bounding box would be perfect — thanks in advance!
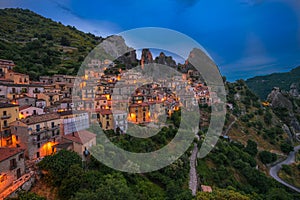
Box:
[0,0,300,81]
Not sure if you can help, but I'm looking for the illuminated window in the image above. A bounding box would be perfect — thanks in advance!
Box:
[0,174,7,182]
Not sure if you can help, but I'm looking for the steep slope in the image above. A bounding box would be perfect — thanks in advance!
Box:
[246,66,300,100]
[0,8,102,79]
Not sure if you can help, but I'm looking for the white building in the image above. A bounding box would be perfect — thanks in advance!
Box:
[19,105,44,119]
[113,110,128,134]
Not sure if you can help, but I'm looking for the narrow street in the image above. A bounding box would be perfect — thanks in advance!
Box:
[269,145,300,193]
[189,143,198,196]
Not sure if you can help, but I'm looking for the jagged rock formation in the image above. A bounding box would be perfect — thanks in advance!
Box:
[140,49,153,68]
[289,83,299,97]
[267,87,293,110]
[100,35,135,60]
[116,50,138,69]
[154,52,176,68]
[267,86,300,134]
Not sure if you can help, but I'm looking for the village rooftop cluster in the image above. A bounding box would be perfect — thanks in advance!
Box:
[0,56,213,198]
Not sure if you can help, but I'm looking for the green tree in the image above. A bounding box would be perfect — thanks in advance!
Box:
[244,140,258,157]
[38,150,82,186]
[266,188,293,200]
[259,151,277,164]
[264,111,272,125]
[59,164,84,199]
[282,164,292,175]
[96,173,136,200]
[60,36,70,46]
[196,188,250,200]
[14,192,46,200]
[280,141,293,154]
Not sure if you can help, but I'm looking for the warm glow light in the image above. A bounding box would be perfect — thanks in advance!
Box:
[19,113,24,119]
[105,94,111,100]
[11,135,17,146]
[41,141,57,156]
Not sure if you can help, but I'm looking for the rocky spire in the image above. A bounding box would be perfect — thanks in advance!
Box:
[140,49,153,68]
[155,52,177,68]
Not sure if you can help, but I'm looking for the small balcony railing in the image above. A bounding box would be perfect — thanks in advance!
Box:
[2,124,10,129]
[46,126,59,131]
[1,114,11,119]
[31,128,47,135]
[10,164,17,170]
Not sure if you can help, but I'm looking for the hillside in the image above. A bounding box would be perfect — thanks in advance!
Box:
[0,8,102,79]
[246,66,300,100]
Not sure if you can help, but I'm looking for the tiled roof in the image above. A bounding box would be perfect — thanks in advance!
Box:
[98,109,112,115]
[201,185,212,193]
[0,147,24,162]
[19,105,31,110]
[0,103,18,108]
[130,102,149,107]
[63,130,96,145]
[21,113,60,125]
[95,97,107,100]
[58,110,87,116]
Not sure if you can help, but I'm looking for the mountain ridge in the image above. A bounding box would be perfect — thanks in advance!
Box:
[245,66,300,100]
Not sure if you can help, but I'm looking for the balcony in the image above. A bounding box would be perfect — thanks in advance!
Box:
[2,124,10,129]
[1,114,11,119]
[10,164,17,170]
[33,135,50,144]
[47,125,59,131]
[31,128,47,135]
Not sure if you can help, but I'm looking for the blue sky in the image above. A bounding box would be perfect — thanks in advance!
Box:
[0,0,300,81]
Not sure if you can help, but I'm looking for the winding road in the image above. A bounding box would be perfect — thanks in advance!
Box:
[269,145,300,193]
[189,143,198,196]
[223,117,237,136]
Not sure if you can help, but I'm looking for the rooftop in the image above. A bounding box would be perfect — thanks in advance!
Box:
[58,110,87,116]
[201,185,212,193]
[21,113,60,125]
[98,109,112,115]
[62,130,96,145]
[0,102,18,109]
[0,147,24,162]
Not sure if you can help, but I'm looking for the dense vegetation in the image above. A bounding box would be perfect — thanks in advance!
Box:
[196,138,298,199]
[0,8,102,79]
[278,151,300,190]
[246,66,300,100]
[225,80,291,152]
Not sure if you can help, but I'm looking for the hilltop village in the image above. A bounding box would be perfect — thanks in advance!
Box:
[0,53,213,198]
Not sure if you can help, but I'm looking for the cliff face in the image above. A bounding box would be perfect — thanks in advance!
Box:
[289,83,299,97]
[116,50,138,69]
[140,49,153,68]
[154,52,177,68]
[267,86,300,133]
[267,87,293,111]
